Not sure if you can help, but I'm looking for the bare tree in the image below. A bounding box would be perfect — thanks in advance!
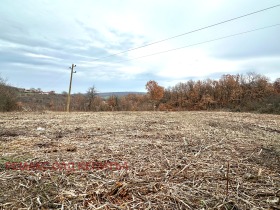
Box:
[86,85,97,111]
[274,78,280,94]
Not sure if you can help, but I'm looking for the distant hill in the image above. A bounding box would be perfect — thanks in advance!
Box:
[13,87,146,98]
[97,92,146,98]
[14,89,147,111]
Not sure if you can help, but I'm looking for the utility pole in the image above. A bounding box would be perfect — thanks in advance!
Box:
[66,64,76,112]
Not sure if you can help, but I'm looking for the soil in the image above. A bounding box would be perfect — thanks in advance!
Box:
[0,111,279,209]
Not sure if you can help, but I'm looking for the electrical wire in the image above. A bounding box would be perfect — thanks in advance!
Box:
[92,23,280,69]
[92,4,280,61]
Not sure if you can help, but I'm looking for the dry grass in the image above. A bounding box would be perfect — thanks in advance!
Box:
[0,111,279,209]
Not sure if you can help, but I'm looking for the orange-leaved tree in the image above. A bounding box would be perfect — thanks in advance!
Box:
[145,80,164,110]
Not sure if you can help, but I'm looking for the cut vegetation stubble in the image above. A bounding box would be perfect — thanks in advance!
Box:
[0,111,279,209]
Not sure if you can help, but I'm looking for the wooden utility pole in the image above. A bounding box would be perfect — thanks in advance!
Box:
[66,64,76,112]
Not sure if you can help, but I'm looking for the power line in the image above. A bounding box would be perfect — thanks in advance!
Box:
[93,23,280,68]
[127,24,280,61]
[92,4,280,61]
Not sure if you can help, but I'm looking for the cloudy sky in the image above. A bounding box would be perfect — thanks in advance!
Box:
[1,0,280,93]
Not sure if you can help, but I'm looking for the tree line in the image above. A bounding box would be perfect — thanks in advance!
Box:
[0,72,279,114]
[160,73,280,113]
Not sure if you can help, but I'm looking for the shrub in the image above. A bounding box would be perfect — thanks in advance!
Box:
[0,77,17,112]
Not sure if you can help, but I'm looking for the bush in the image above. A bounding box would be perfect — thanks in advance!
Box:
[258,95,280,114]
[0,77,17,112]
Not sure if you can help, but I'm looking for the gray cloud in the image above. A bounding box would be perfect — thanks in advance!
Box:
[208,26,280,60]
[1,0,279,92]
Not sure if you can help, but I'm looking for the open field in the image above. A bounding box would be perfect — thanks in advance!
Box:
[0,111,279,209]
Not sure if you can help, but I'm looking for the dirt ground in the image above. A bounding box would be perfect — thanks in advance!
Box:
[0,111,279,209]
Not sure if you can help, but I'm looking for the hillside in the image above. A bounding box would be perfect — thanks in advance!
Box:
[14,88,146,111]
[97,92,146,98]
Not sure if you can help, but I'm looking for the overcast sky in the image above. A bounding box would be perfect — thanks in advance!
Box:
[0,0,280,93]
